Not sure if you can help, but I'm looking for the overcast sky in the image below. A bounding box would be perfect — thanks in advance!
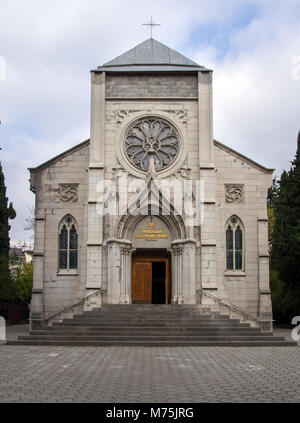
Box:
[0,0,300,242]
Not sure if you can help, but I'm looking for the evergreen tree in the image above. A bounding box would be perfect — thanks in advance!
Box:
[271,133,300,322]
[0,160,16,302]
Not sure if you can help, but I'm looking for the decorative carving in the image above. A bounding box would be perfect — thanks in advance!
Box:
[121,247,131,255]
[115,109,146,125]
[58,184,79,202]
[174,157,191,180]
[116,215,127,239]
[172,246,183,256]
[225,184,244,204]
[162,109,188,125]
[112,159,128,182]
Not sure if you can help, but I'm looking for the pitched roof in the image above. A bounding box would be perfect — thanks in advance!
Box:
[28,139,90,173]
[94,38,210,72]
[214,140,274,173]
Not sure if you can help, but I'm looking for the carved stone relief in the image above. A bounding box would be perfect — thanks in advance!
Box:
[174,157,191,180]
[58,184,79,203]
[161,109,188,125]
[112,159,128,182]
[225,184,244,204]
[115,109,150,125]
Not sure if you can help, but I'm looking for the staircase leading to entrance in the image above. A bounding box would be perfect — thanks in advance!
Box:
[10,304,296,346]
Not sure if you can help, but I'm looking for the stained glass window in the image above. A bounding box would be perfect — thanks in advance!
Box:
[225,216,244,271]
[59,216,78,270]
[226,225,234,270]
[235,225,243,270]
[124,118,180,172]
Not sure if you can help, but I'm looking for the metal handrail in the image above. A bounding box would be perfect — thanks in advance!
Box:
[30,288,104,324]
[197,289,262,323]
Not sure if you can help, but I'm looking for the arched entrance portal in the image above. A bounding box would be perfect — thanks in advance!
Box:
[132,249,171,304]
[107,209,196,305]
[131,216,171,304]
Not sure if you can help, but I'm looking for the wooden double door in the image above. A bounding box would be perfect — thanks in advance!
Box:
[132,253,170,304]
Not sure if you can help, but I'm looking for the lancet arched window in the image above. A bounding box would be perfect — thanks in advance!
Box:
[226,216,244,271]
[59,215,78,270]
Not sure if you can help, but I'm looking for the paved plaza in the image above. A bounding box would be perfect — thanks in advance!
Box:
[0,343,299,403]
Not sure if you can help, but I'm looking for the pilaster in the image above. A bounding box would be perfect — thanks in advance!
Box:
[107,238,132,304]
[86,71,106,291]
[30,214,45,330]
[198,71,213,167]
[171,245,183,304]
[257,218,273,331]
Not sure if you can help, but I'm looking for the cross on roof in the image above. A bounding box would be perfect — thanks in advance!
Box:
[143,17,161,38]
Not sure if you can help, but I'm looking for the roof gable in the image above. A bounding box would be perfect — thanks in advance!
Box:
[214,140,274,174]
[28,139,90,173]
[95,38,210,72]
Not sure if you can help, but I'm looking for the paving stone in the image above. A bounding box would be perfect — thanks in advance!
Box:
[0,345,299,402]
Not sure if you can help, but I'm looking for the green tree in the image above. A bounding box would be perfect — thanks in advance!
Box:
[0,160,16,302]
[267,179,279,250]
[270,133,300,322]
[13,262,33,304]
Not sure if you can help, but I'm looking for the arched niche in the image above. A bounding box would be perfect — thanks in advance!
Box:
[131,216,172,249]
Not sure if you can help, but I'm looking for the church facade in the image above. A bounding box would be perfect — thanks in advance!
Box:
[29,39,273,330]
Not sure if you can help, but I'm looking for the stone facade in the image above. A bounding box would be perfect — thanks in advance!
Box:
[29,39,273,330]
[106,74,198,98]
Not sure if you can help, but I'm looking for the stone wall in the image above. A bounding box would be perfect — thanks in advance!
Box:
[106,74,198,98]
[31,143,90,315]
[214,142,273,317]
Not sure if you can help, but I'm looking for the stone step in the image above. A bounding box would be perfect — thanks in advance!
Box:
[34,327,262,335]
[87,309,225,314]
[30,329,271,336]
[77,313,217,318]
[72,315,227,323]
[66,319,240,325]
[8,340,297,347]
[42,326,263,333]
[55,320,250,327]
[18,335,286,342]
[94,307,219,315]
[15,304,296,347]
[100,305,199,309]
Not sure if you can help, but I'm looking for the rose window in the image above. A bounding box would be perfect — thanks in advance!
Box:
[124,118,180,172]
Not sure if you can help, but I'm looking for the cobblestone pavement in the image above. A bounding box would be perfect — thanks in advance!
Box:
[0,345,299,403]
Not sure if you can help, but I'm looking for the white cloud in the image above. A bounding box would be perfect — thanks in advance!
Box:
[0,0,300,241]
[192,0,300,174]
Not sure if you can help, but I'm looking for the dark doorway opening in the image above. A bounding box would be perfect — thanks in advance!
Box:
[152,262,166,304]
[132,249,171,304]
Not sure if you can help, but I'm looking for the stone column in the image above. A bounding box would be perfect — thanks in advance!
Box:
[120,246,131,304]
[182,240,197,304]
[172,240,196,304]
[90,72,105,167]
[257,218,273,331]
[86,71,106,295]
[30,215,45,330]
[198,70,218,309]
[107,238,131,304]
[171,246,183,304]
[198,71,213,167]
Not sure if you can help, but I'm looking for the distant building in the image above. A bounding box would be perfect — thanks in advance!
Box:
[9,242,33,273]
